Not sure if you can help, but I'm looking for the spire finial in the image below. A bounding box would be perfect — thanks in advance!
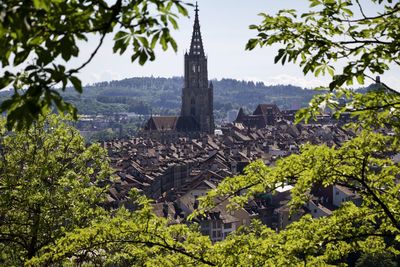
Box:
[195,2,199,13]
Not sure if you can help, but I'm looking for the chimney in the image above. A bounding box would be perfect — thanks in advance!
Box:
[231,161,237,174]
[162,202,168,218]
[202,136,208,149]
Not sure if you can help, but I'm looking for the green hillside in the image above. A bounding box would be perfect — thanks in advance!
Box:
[57,77,319,118]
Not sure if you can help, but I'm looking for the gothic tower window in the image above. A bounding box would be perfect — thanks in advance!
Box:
[190,98,196,116]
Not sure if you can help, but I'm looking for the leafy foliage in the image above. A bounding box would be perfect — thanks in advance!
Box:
[190,0,400,265]
[246,0,400,92]
[28,199,215,267]
[0,114,112,264]
[0,115,215,266]
[0,0,188,130]
[195,131,400,265]
[2,0,400,265]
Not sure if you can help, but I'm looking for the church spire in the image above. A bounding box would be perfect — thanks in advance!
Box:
[189,2,204,56]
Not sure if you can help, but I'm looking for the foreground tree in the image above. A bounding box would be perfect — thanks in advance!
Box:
[28,196,215,266]
[191,0,400,265]
[196,132,400,265]
[0,0,188,130]
[0,114,113,264]
[246,0,399,92]
[3,0,400,266]
[0,115,215,266]
[246,0,400,133]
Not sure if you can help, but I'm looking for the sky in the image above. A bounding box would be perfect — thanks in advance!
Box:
[71,0,399,89]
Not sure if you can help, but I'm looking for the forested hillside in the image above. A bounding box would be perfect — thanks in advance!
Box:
[56,77,319,117]
[0,76,319,121]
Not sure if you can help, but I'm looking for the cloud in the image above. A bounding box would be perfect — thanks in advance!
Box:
[83,70,125,85]
[244,73,400,91]
[242,74,330,89]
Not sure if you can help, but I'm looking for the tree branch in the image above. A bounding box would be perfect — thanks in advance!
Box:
[356,156,400,231]
[67,0,123,76]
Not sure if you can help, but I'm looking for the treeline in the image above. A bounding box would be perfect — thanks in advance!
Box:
[57,76,319,117]
[0,77,320,117]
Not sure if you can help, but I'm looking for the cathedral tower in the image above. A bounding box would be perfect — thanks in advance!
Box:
[181,2,214,134]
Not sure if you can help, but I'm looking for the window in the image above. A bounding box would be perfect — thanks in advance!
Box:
[223,223,232,229]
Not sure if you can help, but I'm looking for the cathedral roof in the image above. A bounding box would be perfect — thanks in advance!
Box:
[253,104,281,116]
[144,116,200,132]
[144,116,178,131]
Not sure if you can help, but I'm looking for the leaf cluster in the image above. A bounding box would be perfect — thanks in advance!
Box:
[246,0,399,91]
[195,131,400,264]
[0,114,112,264]
[0,0,189,130]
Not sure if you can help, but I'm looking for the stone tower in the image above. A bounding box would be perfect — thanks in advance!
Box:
[181,2,214,134]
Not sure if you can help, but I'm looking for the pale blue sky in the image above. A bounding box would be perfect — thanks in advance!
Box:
[71,0,399,89]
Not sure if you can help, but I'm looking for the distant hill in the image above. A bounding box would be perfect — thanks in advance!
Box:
[60,77,320,116]
[0,76,321,118]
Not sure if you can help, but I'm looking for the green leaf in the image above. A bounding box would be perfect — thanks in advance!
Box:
[168,16,178,30]
[139,51,148,65]
[69,76,82,93]
[150,32,160,49]
[169,38,177,52]
[33,0,51,10]
[356,75,365,85]
[14,50,31,66]
[176,2,188,16]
